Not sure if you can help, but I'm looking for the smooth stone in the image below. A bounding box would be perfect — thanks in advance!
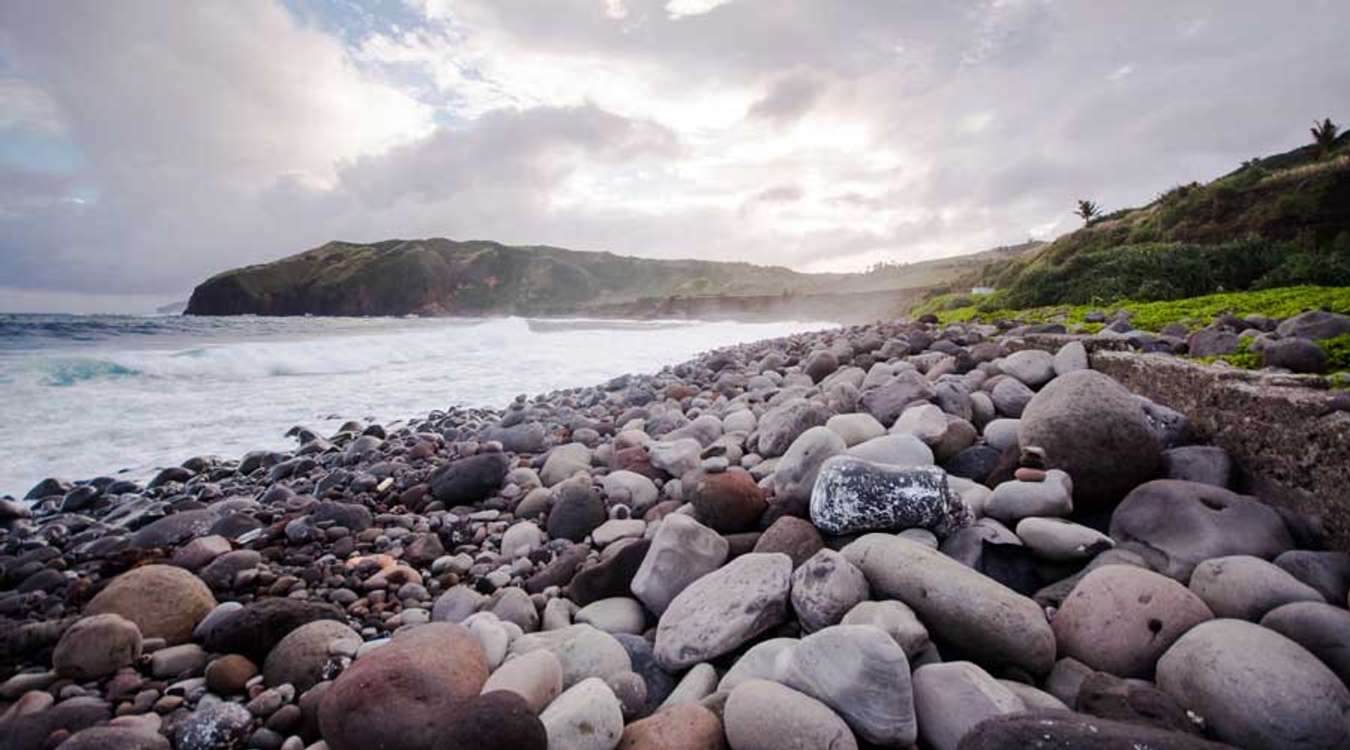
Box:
[809,455,965,536]
[52,614,143,680]
[958,710,1238,750]
[777,625,916,746]
[716,637,799,693]
[789,549,868,633]
[592,519,646,546]
[1276,310,1350,340]
[723,679,857,750]
[1053,341,1089,375]
[981,419,1021,452]
[1260,602,1350,684]
[990,377,1034,417]
[1110,480,1293,581]
[541,443,593,487]
[654,553,792,671]
[198,550,262,591]
[1273,550,1350,603]
[840,600,930,659]
[771,427,846,512]
[501,522,547,559]
[86,565,216,646]
[568,539,651,606]
[264,619,361,691]
[602,471,661,514]
[429,452,511,504]
[912,661,1023,750]
[614,633,678,718]
[843,534,1055,676]
[1044,656,1094,707]
[508,624,632,689]
[751,516,824,568]
[55,726,171,750]
[1076,670,1199,735]
[484,650,564,714]
[540,677,624,750]
[204,654,258,694]
[659,663,718,709]
[998,681,1068,711]
[649,439,703,477]
[1188,555,1325,620]
[686,468,766,532]
[825,413,886,446]
[984,473,1073,523]
[1156,619,1350,750]
[203,599,345,663]
[1019,370,1161,507]
[631,514,729,616]
[1052,565,1214,678]
[846,434,934,468]
[1000,350,1055,388]
[1015,517,1113,561]
[432,585,486,623]
[616,703,726,750]
[547,478,607,543]
[575,598,647,635]
[464,613,512,669]
[149,643,208,678]
[757,399,832,458]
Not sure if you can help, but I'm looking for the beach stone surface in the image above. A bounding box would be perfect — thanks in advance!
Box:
[85,564,216,645]
[631,514,728,616]
[723,679,857,750]
[789,549,868,633]
[52,613,142,680]
[654,553,791,671]
[809,456,964,536]
[912,661,1023,750]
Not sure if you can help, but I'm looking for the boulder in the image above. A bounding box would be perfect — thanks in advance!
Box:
[482,649,564,714]
[1156,619,1350,750]
[52,614,142,680]
[790,549,868,633]
[508,624,632,689]
[616,703,726,750]
[1188,555,1325,620]
[843,534,1055,676]
[654,553,792,671]
[1276,310,1350,340]
[912,661,1023,750]
[540,677,624,750]
[431,452,512,504]
[631,515,729,616]
[840,600,930,659]
[686,468,767,533]
[1263,337,1327,373]
[777,625,917,746]
[846,434,934,468]
[809,456,966,536]
[723,679,857,750]
[771,427,846,513]
[1260,602,1350,685]
[1053,341,1089,375]
[1052,565,1213,678]
[320,622,545,750]
[757,399,831,458]
[1015,517,1113,561]
[1018,370,1161,507]
[263,619,361,691]
[1109,480,1293,581]
[547,478,607,543]
[957,710,1239,750]
[752,516,824,568]
[541,443,593,487]
[203,598,345,662]
[1000,350,1055,388]
[86,565,216,645]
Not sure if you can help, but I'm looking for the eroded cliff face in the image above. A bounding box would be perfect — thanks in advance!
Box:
[184,237,937,320]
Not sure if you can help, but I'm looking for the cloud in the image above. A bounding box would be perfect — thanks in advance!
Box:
[1,0,1348,311]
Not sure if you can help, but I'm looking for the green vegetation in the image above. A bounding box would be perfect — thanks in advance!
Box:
[1075,199,1101,225]
[1190,336,1262,369]
[913,285,1350,332]
[1312,118,1340,157]
[1321,334,1350,372]
[930,133,1350,313]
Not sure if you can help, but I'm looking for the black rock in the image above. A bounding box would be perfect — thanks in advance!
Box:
[430,453,512,505]
[204,598,345,662]
[546,480,607,543]
[1262,337,1327,373]
[942,445,1002,484]
[567,539,651,605]
[957,711,1235,750]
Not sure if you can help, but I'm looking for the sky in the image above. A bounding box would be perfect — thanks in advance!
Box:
[0,1,1347,313]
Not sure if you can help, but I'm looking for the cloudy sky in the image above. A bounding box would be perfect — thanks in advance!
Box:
[1,1,1346,312]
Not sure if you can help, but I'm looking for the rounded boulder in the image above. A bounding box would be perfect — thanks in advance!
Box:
[86,564,216,645]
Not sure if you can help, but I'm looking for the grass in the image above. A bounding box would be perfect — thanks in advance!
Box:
[915,285,1350,333]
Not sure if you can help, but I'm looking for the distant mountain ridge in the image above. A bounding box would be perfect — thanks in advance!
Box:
[184,238,1040,320]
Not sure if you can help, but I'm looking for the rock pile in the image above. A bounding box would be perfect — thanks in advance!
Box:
[3,315,1349,750]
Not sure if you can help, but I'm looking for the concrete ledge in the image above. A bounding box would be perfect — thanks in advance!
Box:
[1090,351,1350,551]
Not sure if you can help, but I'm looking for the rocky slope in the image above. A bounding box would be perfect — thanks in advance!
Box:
[3,311,1350,750]
[183,238,1038,320]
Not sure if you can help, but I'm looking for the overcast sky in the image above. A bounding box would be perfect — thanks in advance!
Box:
[1,1,1347,312]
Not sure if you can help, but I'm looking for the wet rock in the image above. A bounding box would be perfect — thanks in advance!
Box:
[654,553,792,671]
[809,456,965,536]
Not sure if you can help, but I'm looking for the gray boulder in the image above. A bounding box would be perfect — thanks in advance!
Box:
[654,553,791,671]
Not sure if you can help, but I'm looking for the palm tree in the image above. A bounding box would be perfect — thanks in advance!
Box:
[1311,118,1339,157]
[1076,199,1101,225]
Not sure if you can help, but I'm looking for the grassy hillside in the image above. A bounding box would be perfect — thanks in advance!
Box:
[933,131,1350,313]
[185,237,1039,318]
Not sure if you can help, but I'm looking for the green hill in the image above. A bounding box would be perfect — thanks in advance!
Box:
[184,237,1039,319]
[931,131,1350,314]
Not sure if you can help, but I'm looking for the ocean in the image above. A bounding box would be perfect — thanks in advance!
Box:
[0,314,834,498]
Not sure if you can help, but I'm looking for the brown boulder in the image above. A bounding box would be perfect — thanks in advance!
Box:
[86,565,216,645]
[320,622,543,750]
[618,703,727,750]
[1052,565,1213,678]
[686,468,766,533]
[753,516,824,568]
[52,614,142,680]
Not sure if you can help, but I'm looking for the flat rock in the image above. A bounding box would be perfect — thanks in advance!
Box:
[631,514,728,616]
[654,553,791,671]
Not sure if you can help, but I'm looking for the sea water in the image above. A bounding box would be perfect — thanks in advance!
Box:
[0,314,834,497]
